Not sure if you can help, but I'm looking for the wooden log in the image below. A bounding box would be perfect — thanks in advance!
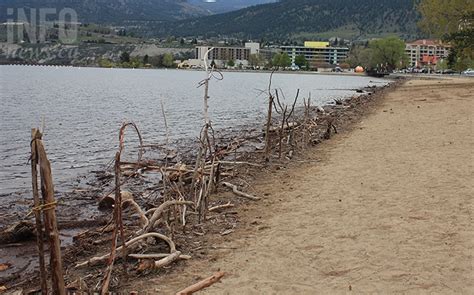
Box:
[221,182,260,201]
[31,130,48,294]
[176,271,226,295]
[31,129,48,295]
[35,130,66,295]
[101,152,122,295]
[0,221,35,245]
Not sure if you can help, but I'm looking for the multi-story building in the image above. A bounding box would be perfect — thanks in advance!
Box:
[280,41,350,68]
[190,42,260,68]
[405,39,451,68]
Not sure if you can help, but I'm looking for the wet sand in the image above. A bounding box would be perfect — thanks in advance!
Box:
[145,77,473,293]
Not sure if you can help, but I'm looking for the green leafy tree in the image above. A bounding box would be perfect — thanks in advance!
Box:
[436,59,448,71]
[227,59,235,67]
[98,58,114,68]
[368,37,408,70]
[120,51,130,63]
[248,53,266,67]
[149,55,162,67]
[294,55,308,69]
[418,0,473,37]
[130,57,143,68]
[162,53,174,68]
[143,54,149,64]
[272,52,291,68]
[418,0,474,70]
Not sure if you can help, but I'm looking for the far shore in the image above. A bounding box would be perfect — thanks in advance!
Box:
[0,63,380,78]
[2,63,471,80]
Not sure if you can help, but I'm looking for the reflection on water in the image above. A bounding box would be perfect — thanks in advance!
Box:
[0,66,388,196]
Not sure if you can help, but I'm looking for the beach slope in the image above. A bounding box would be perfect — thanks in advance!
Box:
[153,77,474,294]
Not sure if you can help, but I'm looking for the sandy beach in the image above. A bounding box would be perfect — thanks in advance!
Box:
[140,77,474,294]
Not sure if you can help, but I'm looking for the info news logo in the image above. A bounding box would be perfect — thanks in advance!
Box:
[4,8,80,60]
[5,8,78,44]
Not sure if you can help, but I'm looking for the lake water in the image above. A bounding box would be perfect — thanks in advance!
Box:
[0,65,389,197]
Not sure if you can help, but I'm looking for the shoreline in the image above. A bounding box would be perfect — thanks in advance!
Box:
[147,76,473,294]
[0,74,401,291]
[0,63,378,78]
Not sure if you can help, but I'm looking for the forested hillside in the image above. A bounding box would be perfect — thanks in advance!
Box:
[0,0,209,23]
[155,0,420,40]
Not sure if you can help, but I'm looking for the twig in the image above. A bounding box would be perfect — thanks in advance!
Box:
[208,202,235,212]
[217,161,263,167]
[221,182,260,201]
[176,271,226,295]
[128,253,191,260]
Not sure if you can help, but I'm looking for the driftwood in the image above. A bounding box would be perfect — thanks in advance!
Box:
[30,129,48,295]
[267,122,299,133]
[123,199,149,228]
[98,191,134,210]
[143,200,194,234]
[0,218,108,245]
[102,122,144,295]
[129,253,191,260]
[209,202,235,212]
[176,271,226,295]
[221,182,260,201]
[0,221,35,245]
[217,161,263,168]
[137,251,183,271]
[98,191,148,227]
[76,232,176,268]
[101,152,122,295]
[32,128,66,295]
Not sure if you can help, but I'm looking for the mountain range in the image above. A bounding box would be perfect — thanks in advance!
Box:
[0,0,421,40]
[188,0,276,13]
[0,0,275,23]
[156,0,420,40]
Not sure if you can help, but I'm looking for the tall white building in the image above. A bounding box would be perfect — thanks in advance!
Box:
[280,41,349,68]
[405,39,451,68]
[189,43,261,68]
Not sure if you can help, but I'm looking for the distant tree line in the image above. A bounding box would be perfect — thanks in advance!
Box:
[346,37,408,71]
[98,51,177,69]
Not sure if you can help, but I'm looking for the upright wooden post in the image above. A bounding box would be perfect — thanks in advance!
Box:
[33,129,66,295]
[31,129,48,295]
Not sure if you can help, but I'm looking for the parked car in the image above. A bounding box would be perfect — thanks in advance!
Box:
[462,68,474,76]
[290,65,300,71]
[442,69,457,74]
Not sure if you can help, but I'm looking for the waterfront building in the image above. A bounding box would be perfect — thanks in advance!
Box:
[189,42,260,68]
[405,39,451,68]
[280,41,350,68]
